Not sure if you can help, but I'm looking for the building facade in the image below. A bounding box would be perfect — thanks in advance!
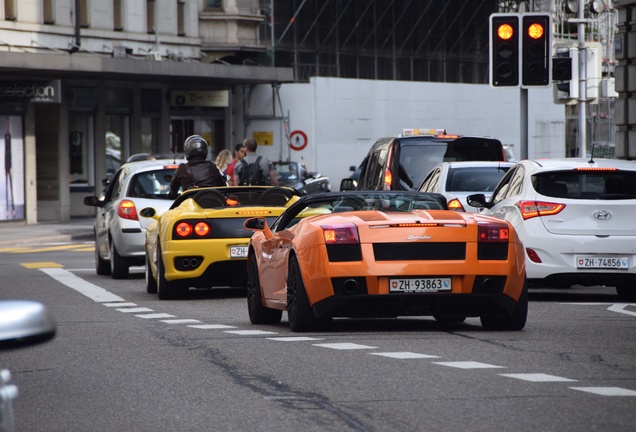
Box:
[0,0,292,222]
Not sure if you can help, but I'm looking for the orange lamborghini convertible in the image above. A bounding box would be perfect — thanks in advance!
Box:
[244,191,528,332]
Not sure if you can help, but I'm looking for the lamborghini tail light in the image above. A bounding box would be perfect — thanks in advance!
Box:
[175,222,193,237]
[515,200,565,220]
[322,223,360,244]
[117,200,139,221]
[478,222,509,242]
[447,198,465,212]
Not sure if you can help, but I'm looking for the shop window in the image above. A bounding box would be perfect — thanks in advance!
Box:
[68,114,95,186]
[141,118,159,155]
[43,0,55,24]
[147,0,155,33]
[106,115,130,178]
[4,0,16,20]
[80,0,89,27]
[177,1,185,36]
[113,0,123,31]
[204,0,222,9]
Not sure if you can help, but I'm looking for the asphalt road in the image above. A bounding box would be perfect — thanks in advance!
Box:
[1,242,635,432]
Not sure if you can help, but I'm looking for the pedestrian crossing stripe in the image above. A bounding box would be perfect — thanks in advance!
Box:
[20,262,64,269]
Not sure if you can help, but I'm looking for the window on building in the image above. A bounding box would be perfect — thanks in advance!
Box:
[113,0,123,31]
[204,0,222,9]
[4,0,16,20]
[177,0,185,36]
[147,0,155,33]
[80,0,89,27]
[43,0,55,24]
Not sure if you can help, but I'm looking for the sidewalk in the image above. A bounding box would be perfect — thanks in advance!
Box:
[0,217,94,247]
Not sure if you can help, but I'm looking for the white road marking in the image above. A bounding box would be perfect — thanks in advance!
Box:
[607,304,636,317]
[313,343,377,350]
[500,373,577,382]
[570,387,636,396]
[188,324,237,329]
[103,302,137,307]
[117,307,154,313]
[267,337,324,342]
[433,361,505,369]
[370,352,440,359]
[136,313,176,319]
[40,268,125,302]
[225,330,279,335]
[162,319,202,324]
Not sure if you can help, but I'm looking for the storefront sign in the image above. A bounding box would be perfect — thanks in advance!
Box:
[0,80,61,103]
[170,90,229,107]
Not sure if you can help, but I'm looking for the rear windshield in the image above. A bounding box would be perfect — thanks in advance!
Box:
[400,137,504,187]
[532,170,636,199]
[129,169,175,198]
[446,166,511,192]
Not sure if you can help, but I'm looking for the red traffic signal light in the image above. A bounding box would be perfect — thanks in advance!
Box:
[521,14,551,87]
[489,14,520,87]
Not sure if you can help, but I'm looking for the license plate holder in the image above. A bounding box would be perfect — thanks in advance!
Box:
[576,256,628,269]
[389,277,452,293]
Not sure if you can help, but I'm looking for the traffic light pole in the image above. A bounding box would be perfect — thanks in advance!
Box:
[520,88,528,160]
[577,0,587,158]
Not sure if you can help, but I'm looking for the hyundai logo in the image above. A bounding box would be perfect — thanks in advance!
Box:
[593,210,612,220]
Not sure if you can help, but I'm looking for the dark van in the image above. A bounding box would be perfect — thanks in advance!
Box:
[353,128,506,191]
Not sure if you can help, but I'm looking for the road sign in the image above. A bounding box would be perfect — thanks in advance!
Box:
[289,130,308,151]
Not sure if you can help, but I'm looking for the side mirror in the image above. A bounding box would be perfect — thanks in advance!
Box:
[339,178,357,191]
[244,217,265,231]
[83,196,101,207]
[466,193,489,209]
[0,301,56,351]
[139,207,157,218]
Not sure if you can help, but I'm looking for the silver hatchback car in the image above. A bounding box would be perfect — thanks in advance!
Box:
[84,159,184,279]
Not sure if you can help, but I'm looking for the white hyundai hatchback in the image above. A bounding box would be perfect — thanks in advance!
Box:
[84,158,185,279]
[418,161,514,212]
[467,157,636,299]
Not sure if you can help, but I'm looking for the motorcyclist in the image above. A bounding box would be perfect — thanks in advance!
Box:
[168,135,227,199]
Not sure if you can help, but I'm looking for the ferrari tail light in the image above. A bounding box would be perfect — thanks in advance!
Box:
[515,200,565,220]
[175,222,193,237]
[478,222,509,242]
[194,222,210,236]
[117,200,139,221]
[447,198,465,212]
[322,223,360,244]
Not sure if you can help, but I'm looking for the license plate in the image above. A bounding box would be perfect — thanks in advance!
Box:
[576,256,629,269]
[230,245,248,258]
[389,278,451,293]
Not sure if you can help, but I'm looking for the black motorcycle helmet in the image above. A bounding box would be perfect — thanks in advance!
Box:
[184,135,208,160]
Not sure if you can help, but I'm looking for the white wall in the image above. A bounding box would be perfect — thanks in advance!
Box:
[234,77,566,188]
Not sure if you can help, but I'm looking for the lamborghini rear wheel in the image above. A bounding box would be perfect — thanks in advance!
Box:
[480,279,528,331]
[246,253,282,324]
[287,256,330,332]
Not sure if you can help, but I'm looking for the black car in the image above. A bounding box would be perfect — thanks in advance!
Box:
[351,128,506,191]
[273,161,331,195]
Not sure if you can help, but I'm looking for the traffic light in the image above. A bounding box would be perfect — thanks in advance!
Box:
[552,46,579,104]
[489,13,520,87]
[521,13,551,87]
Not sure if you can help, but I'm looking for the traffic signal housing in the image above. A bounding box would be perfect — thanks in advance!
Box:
[489,13,520,87]
[521,13,551,87]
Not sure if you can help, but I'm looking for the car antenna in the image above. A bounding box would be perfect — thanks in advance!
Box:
[588,143,596,164]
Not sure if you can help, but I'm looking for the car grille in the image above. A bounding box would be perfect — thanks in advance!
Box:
[373,242,466,261]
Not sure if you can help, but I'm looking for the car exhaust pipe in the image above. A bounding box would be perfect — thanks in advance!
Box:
[343,278,358,294]
[481,277,496,293]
